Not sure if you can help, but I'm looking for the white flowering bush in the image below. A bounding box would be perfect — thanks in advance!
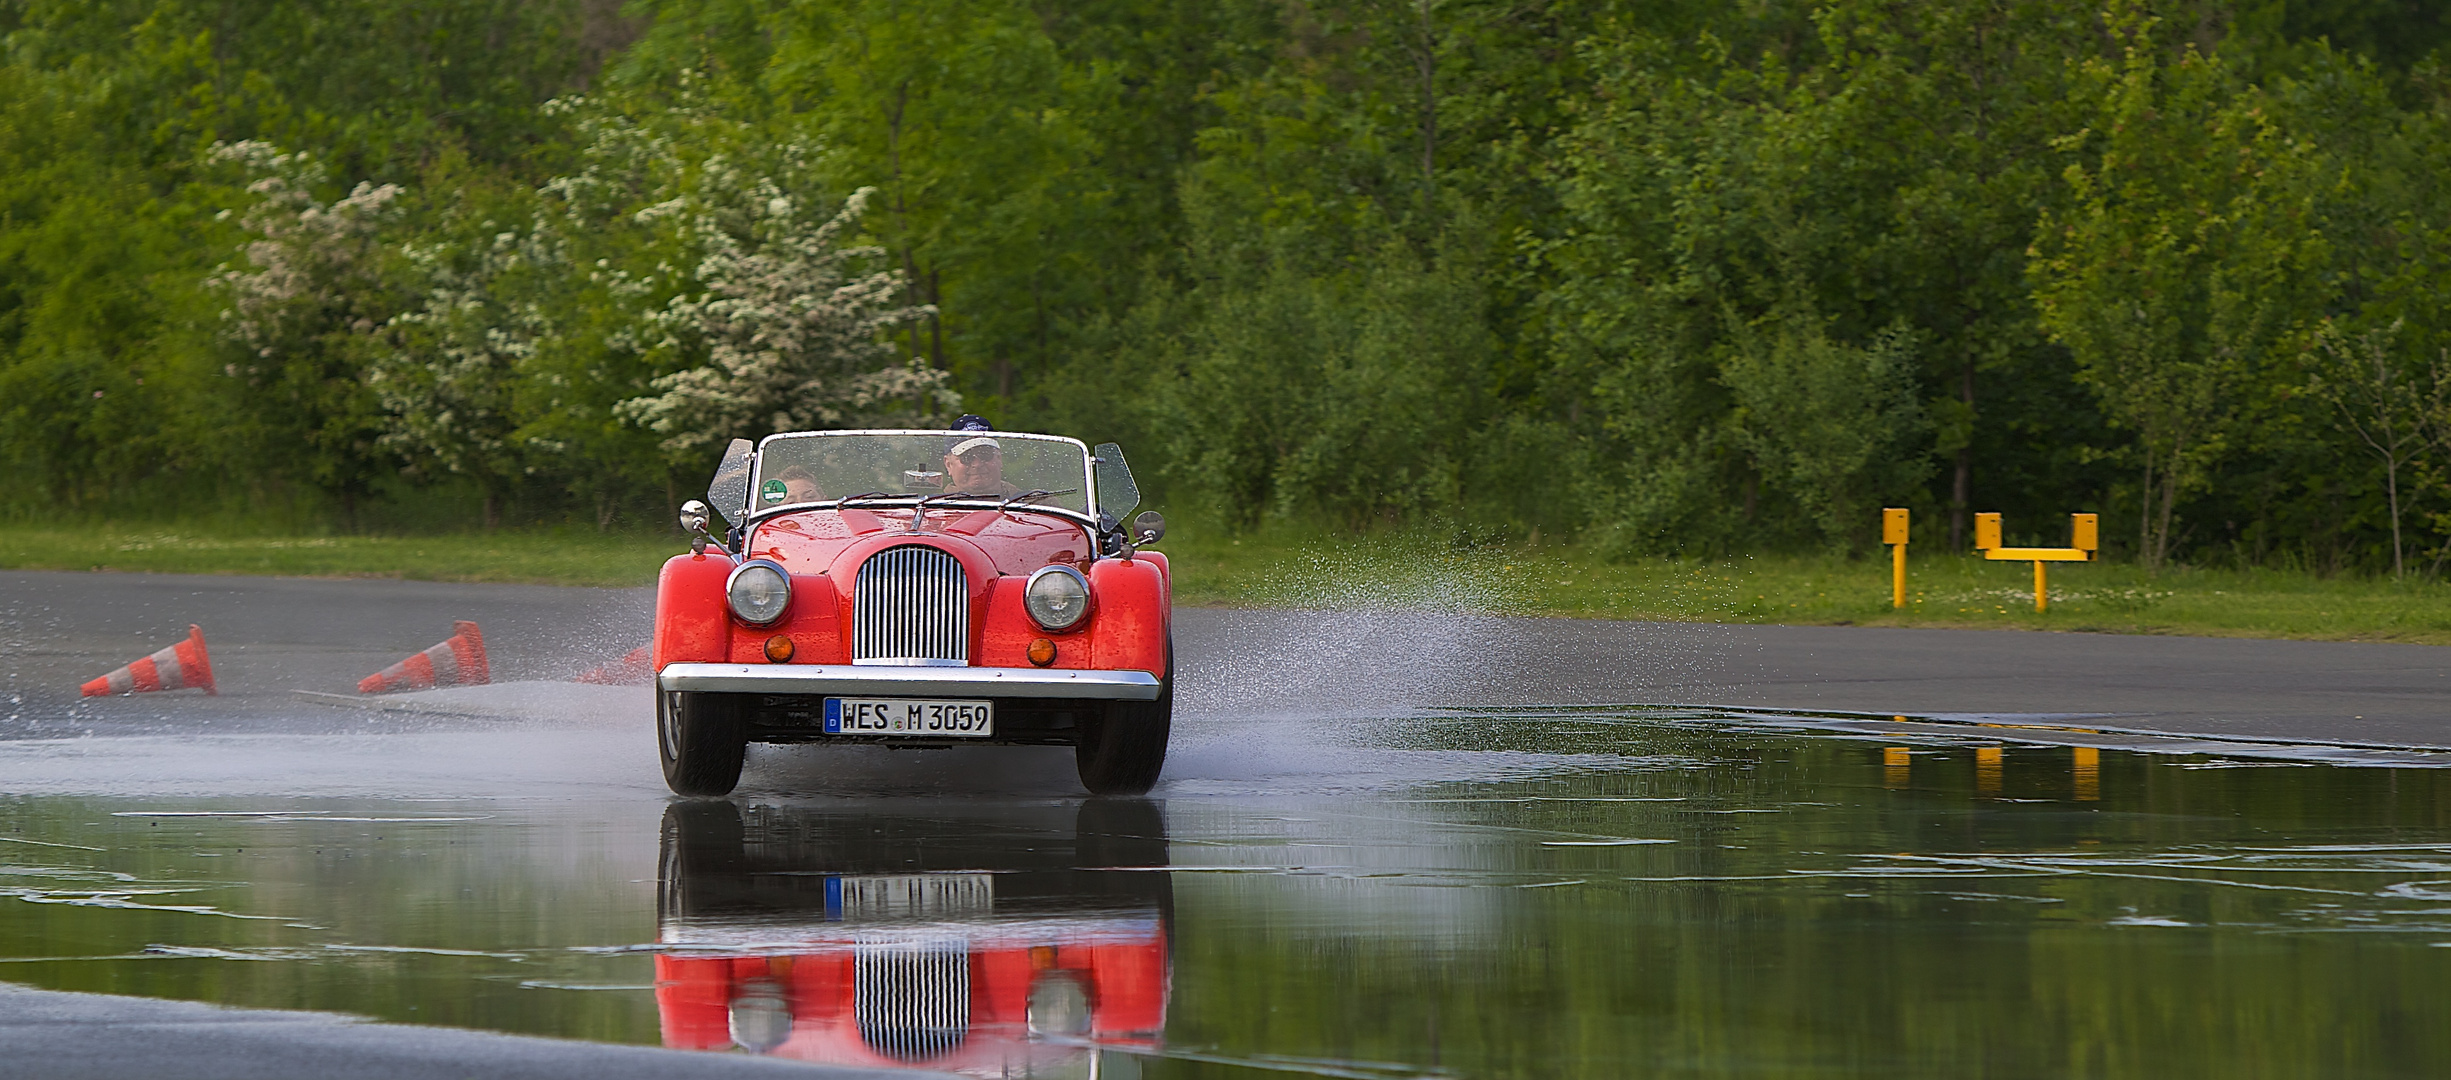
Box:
[211,83,953,527]
[371,222,558,526]
[209,141,409,516]
[213,141,406,354]
[543,88,953,462]
[617,186,953,456]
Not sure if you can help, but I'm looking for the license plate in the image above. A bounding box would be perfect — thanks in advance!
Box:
[827,874,994,922]
[822,697,994,737]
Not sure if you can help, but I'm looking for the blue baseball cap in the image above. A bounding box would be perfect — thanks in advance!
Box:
[947,414,999,457]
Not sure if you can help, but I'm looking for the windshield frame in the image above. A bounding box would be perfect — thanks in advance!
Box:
[742,429,1104,533]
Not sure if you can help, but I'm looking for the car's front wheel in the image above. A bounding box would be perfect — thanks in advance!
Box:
[1076,635,1171,796]
[659,689,747,796]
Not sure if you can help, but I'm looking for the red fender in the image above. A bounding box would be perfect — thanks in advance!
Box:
[976,574,1096,669]
[720,572,842,664]
[1135,550,1170,593]
[1087,557,1170,677]
[654,553,734,669]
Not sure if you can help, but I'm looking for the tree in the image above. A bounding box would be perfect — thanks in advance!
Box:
[371,187,555,530]
[2029,5,2330,569]
[615,186,949,456]
[1722,306,1931,550]
[2302,319,2440,578]
[212,140,408,527]
[766,0,1099,403]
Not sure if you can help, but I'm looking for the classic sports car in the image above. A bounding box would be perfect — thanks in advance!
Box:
[654,799,1170,1073]
[652,428,1172,797]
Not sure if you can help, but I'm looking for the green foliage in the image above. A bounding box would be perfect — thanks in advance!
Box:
[2031,5,2332,568]
[8,0,2451,573]
[1139,245,1489,530]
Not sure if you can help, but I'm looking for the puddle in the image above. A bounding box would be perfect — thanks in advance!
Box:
[0,708,2449,1076]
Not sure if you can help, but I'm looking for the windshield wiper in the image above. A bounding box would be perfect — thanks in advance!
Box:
[912,491,988,528]
[994,488,1077,512]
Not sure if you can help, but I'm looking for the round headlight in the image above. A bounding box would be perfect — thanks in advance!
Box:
[1024,565,1092,631]
[726,561,792,625]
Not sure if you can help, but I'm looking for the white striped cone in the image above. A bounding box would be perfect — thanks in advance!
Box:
[357,620,489,694]
[82,625,216,697]
[573,645,652,686]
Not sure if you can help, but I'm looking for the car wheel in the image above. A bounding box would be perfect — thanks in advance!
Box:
[659,689,747,797]
[1076,633,1171,796]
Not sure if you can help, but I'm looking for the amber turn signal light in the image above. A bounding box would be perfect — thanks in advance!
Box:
[1027,638,1057,667]
[763,635,795,663]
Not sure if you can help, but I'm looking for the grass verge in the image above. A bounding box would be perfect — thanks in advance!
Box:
[1161,533,2451,645]
[0,526,678,588]
[7,524,2451,644]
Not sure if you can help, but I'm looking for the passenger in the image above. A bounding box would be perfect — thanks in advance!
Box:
[944,415,1023,496]
[775,465,824,504]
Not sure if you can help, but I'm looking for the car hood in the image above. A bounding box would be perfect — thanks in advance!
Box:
[745,508,1090,578]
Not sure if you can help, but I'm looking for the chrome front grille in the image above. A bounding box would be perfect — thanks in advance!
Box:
[852,545,969,665]
[853,938,970,1060]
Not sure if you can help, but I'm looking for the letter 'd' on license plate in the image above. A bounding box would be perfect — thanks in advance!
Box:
[823,697,994,737]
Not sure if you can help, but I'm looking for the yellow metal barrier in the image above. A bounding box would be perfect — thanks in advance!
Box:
[1882,508,1909,608]
[1973,512,2098,612]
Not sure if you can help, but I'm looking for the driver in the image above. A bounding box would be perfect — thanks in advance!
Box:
[944,415,1023,496]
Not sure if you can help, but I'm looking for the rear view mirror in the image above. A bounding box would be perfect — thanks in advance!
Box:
[1133,510,1166,545]
[1092,442,1139,520]
[707,439,755,526]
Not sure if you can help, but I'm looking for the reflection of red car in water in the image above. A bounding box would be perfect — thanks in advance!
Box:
[654,800,1171,1075]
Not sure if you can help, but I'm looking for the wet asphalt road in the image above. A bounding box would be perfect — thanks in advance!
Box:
[0,984,919,1080]
[6,568,2449,746]
[5,568,2451,1077]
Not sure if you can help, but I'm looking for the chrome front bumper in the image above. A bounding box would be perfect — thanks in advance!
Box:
[655,663,1163,701]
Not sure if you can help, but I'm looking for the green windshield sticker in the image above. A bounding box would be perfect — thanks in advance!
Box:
[759,478,788,503]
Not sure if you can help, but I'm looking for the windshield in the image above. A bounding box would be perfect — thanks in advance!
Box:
[751,431,1094,517]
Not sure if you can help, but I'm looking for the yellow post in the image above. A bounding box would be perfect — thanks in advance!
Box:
[1973,512,2096,614]
[2072,746,2100,801]
[1882,508,1909,608]
[1884,747,1911,789]
[1976,746,2003,796]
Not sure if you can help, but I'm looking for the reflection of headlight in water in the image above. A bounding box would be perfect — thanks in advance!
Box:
[727,976,793,1054]
[854,937,971,1060]
[1027,969,1093,1038]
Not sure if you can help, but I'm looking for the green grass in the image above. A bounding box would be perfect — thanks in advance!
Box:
[0,526,678,587]
[9,523,2451,644]
[1159,532,2451,645]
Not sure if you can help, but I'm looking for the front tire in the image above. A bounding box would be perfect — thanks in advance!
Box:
[1076,636,1171,796]
[659,689,747,796]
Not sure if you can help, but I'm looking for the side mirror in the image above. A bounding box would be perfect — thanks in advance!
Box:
[678,499,724,555]
[1133,510,1166,545]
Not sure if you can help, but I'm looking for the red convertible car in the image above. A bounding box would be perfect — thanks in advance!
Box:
[652,428,1172,796]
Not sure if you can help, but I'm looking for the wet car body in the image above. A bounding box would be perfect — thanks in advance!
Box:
[654,800,1171,1074]
[652,430,1173,796]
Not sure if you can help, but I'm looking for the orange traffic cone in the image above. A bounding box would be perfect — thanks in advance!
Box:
[574,645,652,686]
[83,624,216,697]
[358,620,489,694]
